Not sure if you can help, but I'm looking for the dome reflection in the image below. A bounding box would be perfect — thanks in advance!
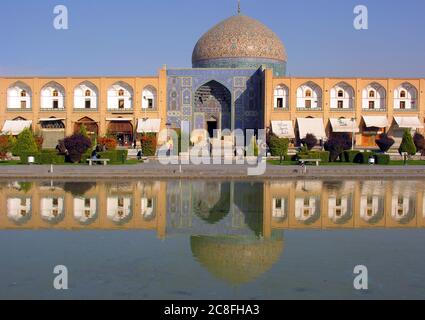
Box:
[191,232,284,286]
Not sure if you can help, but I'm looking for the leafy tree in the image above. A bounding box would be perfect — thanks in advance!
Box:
[98,137,117,151]
[18,182,33,193]
[140,133,157,156]
[375,133,395,153]
[246,136,259,157]
[64,182,96,196]
[324,133,352,162]
[63,134,92,163]
[413,132,425,155]
[0,135,15,160]
[268,135,289,163]
[12,128,38,157]
[301,134,318,151]
[79,124,89,138]
[398,129,417,156]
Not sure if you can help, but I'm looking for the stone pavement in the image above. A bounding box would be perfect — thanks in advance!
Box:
[0,162,424,180]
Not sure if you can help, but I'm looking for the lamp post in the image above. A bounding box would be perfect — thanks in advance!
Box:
[351,116,357,150]
[142,96,148,119]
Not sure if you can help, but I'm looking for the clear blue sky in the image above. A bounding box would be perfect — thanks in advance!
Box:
[0,0,424,77]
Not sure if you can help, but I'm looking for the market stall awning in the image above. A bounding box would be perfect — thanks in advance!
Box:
[271,120,295,138]
[1,120,32,136]
[137,119,161,133]
[394,117,423,129]
[39,118,66,122]
[106,118,133,122]
[330,118,359,133]
[297,118,326,139]
[363,116,388,128]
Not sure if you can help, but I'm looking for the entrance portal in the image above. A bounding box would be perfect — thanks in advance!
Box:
[194,80,231,133]
[207,120,217,138]
[107,121,133,147]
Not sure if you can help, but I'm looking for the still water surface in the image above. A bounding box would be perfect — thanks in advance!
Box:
[0,179,424,299]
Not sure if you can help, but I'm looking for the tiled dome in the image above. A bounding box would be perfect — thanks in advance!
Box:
[192,15,287,71]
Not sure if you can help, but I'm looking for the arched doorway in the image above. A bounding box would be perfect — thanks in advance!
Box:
[194,80,231,138]
[74,117,99,141]
[39,117,66,149]
[107,120,133,147]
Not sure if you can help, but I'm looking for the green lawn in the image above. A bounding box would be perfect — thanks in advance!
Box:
[0,160,142,166]
[388,160,425,166]
[268,159,425,166]
[0,160,21,166]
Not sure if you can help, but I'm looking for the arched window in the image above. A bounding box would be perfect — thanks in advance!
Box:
[394,83,417,110]
[40,82,65,110]
[20,90,27,97]
[330,82,355,110]
[142,86,157,110]
[369,90,375,98]
[274,85,289,109]
[85,90,91,97]
[107,82,133,110]
[296,82,322,110]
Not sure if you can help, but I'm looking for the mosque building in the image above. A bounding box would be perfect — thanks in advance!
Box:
[0,5,424,149]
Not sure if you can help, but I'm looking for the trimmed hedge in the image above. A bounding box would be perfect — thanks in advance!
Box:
[98,150,128,164]
[297,151,330,163]
[284,154,297,162]
[80,150,92,164]
[37,152,65,164]
[19,150,65,164]
[116,150,128,164]
[374,154,390,165]
[344,150,360,163]
[354,151,374,164]
[19,151,41,164]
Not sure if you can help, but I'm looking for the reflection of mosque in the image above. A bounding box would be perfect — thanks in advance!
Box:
[1,180,424,285]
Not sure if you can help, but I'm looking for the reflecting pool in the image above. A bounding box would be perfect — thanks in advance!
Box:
[0,179,424,299]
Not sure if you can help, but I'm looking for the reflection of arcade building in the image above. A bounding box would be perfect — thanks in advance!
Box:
[1,179,425,285]
[1,180,425,233]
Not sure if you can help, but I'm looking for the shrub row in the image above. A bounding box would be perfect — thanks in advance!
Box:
[98,150,128,164]
[19,150,65,164]
[343,150,390,165]
[297,151,330,163]
[80,150,92,164]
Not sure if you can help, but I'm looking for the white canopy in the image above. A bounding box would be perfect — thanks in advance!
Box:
[39,118,66,122]
[137,119,161,133]
[330,118,359,133]
[394,117,423,129]
[363,116,388,128]
[271,120,295,138]
[106,118,133,122]
[297,118,326,139]
[1,120,32,136]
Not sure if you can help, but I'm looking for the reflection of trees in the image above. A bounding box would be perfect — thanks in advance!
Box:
[323,180,343,192]
[64,182,96,196]
[234,183,264,237]
[193,183,230,224]
[18,182,33,193]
